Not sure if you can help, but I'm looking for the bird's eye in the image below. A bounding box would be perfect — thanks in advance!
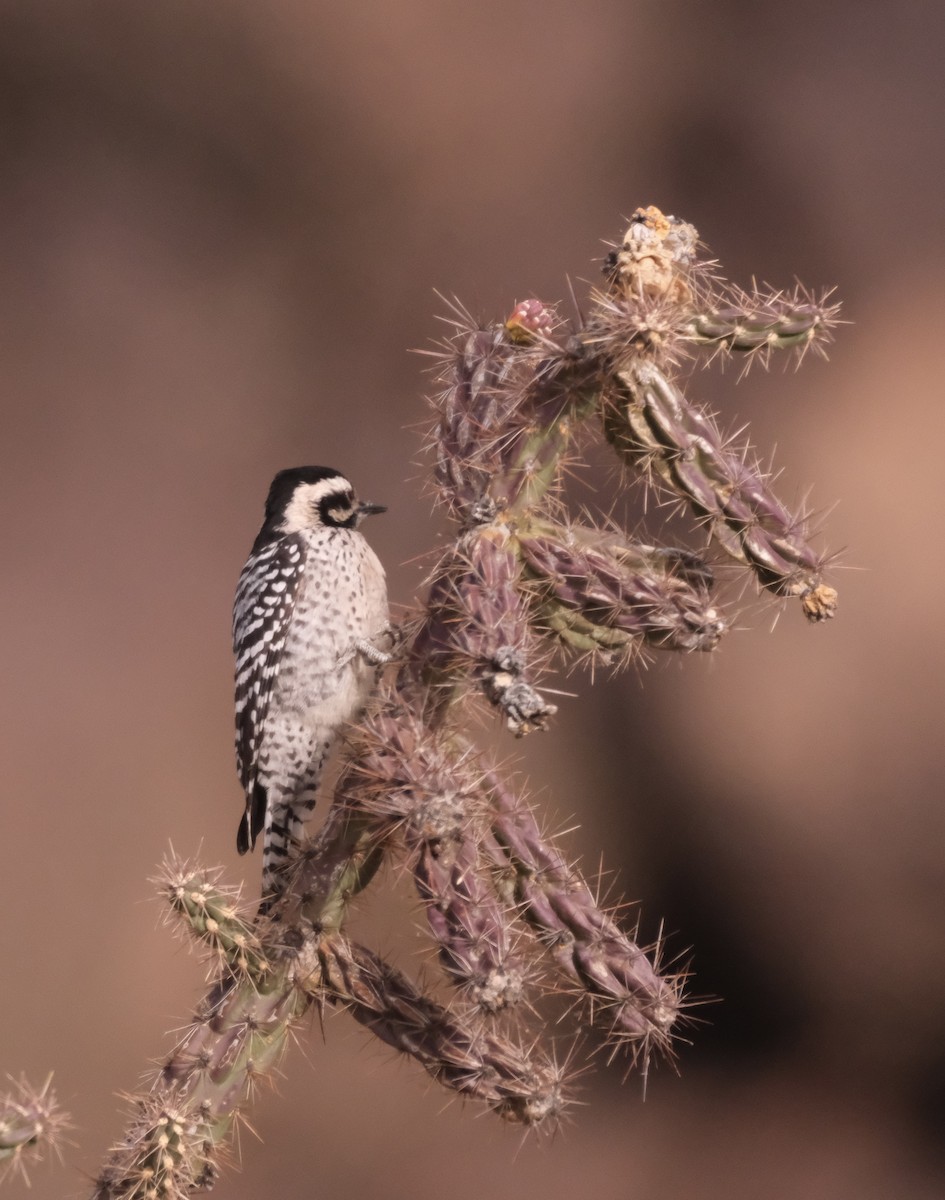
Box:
[327,503,354,525]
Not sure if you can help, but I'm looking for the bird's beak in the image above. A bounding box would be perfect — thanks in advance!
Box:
[358,501,387,517]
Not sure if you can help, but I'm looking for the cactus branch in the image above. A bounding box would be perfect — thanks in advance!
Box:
[602,359,837,617]
[312,936,562,1125]
[487,779,681,1068]
[0,1076,69,1185]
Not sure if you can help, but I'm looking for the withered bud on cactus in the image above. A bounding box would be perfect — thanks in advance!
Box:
[602,204,701,304]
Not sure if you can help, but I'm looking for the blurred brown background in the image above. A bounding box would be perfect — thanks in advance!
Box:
[2,2,944,1197]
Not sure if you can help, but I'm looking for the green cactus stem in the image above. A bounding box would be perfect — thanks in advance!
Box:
[683,285,839,362]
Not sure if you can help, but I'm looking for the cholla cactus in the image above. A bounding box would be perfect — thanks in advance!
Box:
[88,205,839,1197]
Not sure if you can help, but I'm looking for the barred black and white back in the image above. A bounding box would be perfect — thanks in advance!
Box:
[233,466,389,904]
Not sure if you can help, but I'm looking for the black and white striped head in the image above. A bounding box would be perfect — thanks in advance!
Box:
[257,466,386,545]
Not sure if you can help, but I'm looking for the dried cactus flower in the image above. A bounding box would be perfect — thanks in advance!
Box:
[88,206,841,1196]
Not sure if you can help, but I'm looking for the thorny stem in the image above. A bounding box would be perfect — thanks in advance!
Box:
[0,1076,68,1185]
[486,778,680,1060]
[603,358,837,618]
[310,936,564,1124]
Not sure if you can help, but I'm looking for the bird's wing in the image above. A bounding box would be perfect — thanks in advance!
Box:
[232,533,307,852]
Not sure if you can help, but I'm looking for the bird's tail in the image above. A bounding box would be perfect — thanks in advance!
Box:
[260,790,317,909]
[236,781,268,856]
